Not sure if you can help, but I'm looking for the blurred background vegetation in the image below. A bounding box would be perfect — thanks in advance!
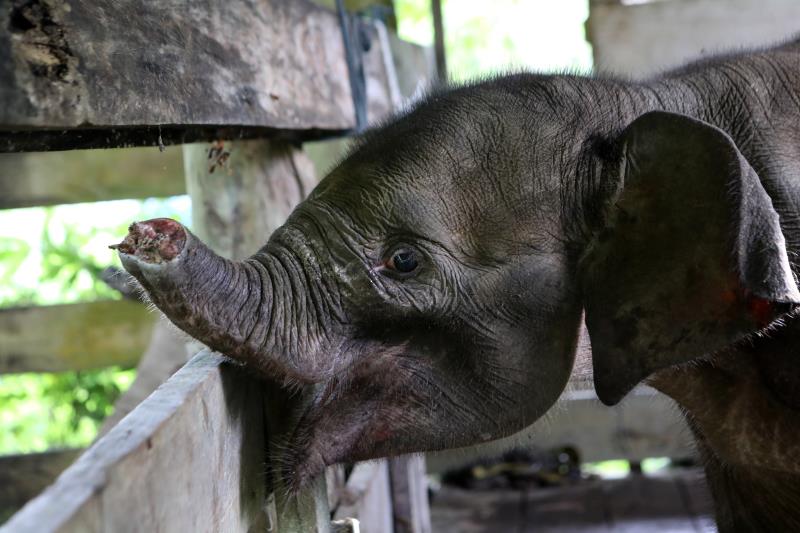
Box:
[0,198,189,454]
[0,0,591,455]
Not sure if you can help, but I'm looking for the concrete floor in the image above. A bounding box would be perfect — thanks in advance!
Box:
[430,470,715,532]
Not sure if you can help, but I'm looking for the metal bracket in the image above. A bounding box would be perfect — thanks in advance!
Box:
[336,0,372,133]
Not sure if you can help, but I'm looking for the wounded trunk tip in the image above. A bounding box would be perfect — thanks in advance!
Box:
[110,218,187,263]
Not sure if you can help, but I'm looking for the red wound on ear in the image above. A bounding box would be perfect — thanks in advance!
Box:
[110,218,187,263]
[747,296,775,328]
[720,288,738,306]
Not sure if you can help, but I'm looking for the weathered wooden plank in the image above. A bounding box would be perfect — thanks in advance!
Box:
[0,0,435,151]
[431,472,713,533]
[96,321,189,437]
[184,140,317,261]
[1,351,270,533]
[0,146,183,208]
[387,32,436,101]
[184,137,331,532]
[429,487,523,533]
[0,28,433,209]
[521,483,611,532]
[334,461,394,533]
[390,456,432,533]
[602,474,701,532]
[0,449,81,524]
[588,0,800,79]
[0,300,155,374]
[0,0,356,146]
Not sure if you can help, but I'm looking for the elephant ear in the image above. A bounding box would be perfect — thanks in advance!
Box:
[581,110,800,405]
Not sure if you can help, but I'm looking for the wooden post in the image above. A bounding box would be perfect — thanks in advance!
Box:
[334,462,394,532]
[431,0,447,81]
[390,456,431,533]
[183,139,328,532]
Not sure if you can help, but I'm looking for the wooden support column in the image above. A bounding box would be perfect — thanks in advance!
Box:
[390,456,431,533]
[183,139,328,532]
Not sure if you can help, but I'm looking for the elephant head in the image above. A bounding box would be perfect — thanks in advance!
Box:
[115,77,800,489]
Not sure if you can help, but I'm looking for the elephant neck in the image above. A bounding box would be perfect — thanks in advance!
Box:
[583,44,800,263]
[691,421,800,533]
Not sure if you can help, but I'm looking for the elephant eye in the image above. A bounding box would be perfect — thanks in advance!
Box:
[385,248,419,274]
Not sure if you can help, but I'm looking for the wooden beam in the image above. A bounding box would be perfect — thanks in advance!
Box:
[0,146,183,209]
[334,461,394,532]
[0,300,154,374]
[389,456,431,533]
[0,0,423,151]
[0,352,272,532]
[184,137,329,530]
[0,449,81,524]
[587,0,800,79]
[0,30,433,210]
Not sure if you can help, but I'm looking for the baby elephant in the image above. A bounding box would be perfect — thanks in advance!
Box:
[116,37,800,532]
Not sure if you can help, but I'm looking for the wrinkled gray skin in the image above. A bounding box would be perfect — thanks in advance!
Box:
[117,38,800,531]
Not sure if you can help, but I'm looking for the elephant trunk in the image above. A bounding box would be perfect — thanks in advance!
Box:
[112,218,328,384]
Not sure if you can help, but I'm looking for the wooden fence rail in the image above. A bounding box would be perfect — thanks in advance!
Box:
[2,0,355,150]
[0,301,154,374]
[0,140,349,209]
[0,147,184,209]
[0,351,278,533]
[0,0,432,152]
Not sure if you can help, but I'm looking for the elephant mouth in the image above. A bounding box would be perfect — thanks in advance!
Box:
[277,346,415,491]
[278,390,404,492]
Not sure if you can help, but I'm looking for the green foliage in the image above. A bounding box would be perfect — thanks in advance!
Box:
[0,369,135,454]
[583,459,631,479]
[0,197,190,308]
[0,238,35,307]
[37,209,121,303]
